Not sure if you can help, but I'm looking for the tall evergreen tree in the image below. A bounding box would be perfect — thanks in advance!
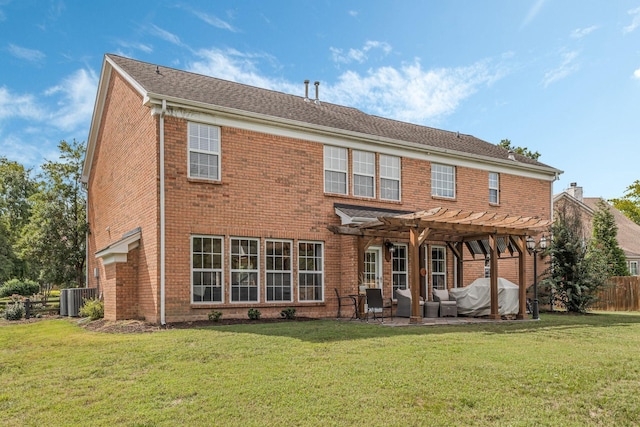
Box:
[590,199,628,276]
[544,202,607,313]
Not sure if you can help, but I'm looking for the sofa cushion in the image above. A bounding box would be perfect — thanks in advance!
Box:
[432,288,450,302]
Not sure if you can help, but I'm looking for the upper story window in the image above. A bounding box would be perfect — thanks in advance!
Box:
[431,164,455,198]
[489,172,499,204]
[380,155,401,201]
[353,150,375,198]
[188,122,221,181]
[324,146,348,194]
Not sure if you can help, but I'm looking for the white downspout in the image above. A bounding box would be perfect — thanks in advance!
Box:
[160,99,167,325]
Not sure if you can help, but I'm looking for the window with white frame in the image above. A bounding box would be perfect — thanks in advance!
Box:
[191,236,223,303]
[431,245,446,290]
[266,240,293,302]
[298,241,323,301]
[431,164,455,198]
[188,122,220,180]
[489,172,499,204]
[630,261,638,276]
[230,238,259,302]
[380,155,401,201]
[324,146,348,194]
[353,150,375,198]
[392,244,408,299]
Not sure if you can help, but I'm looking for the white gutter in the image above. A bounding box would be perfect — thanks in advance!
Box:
[160,99,167,325]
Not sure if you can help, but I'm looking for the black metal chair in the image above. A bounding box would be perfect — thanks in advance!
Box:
[334,288,357,319]
[365,288,393,322]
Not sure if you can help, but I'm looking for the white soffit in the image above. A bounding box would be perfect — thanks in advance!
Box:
[95,228,141,265]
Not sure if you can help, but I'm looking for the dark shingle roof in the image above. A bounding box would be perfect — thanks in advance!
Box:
[107,54,553,169]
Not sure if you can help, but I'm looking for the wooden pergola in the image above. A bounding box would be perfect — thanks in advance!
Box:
[329,207,552,323]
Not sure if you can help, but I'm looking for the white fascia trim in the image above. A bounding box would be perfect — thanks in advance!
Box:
[95,230,141,266]
[147,95,562,182]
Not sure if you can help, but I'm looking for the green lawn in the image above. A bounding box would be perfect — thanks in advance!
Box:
[1,313,639,426]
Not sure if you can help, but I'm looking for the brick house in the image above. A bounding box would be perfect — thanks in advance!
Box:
[82,54,562,324]
[554,183,640,275]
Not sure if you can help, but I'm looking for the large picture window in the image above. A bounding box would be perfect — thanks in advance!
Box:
[489,172,499,204]
[298,241,324,302]
[188,122,220,181]
[230,238,259,302]
[431,164,455,198]
[431,245,446,291]
[391,244,408,299]
[353,150,375,198]
[324,146,348,194]
[380,155,401,201]
[191,236,223,303]
[266,240,293,302]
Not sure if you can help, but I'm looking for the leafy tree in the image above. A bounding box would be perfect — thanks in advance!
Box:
[498,139,541,161]
[18,140,87,288]
[590,199,628,276]
[610,180,640,226]
[0,158,37,281]
[543,202,607,313]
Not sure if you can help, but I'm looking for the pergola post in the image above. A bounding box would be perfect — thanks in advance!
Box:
[409,226,422,324]
[516,236,528,319]
[488,234,500,320]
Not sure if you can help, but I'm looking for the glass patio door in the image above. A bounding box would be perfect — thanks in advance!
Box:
[363,247,382,289]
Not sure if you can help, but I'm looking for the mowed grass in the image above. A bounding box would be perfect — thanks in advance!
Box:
[1,313,640,426]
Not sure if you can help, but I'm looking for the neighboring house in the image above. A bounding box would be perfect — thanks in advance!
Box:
[82,54,562,324]
[554,183,640,275]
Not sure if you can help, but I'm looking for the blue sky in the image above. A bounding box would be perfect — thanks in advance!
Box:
[1,0,639,200]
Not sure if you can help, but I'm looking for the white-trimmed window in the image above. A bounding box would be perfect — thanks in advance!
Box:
[266,240,293,302]
[630,261,638,276]
[391,244,408,299]
[191,236,223,303]
[188,122,220,180]
[230,238,259,302]
[380,155,401,201]
[489,172,499,204]
[298,241,324,302]
[431,245,446,291]
[353,150,375,198]
[324,146,348,194]
[431,164,455,198]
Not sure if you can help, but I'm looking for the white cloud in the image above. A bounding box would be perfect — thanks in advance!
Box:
[570,25,599,39]
[330,41,392,64]
[0,86,44,121]
[542,51,580,87]
[115,40,153,54]
[520,0,547,29]
[44,68,99,132]
[190,9,237,32]
[633,68,640,79]
[348,10,358,17]
[148,24,184,47]
[327,59,505,124]
[7,43,46,63]
[623,7,640,33]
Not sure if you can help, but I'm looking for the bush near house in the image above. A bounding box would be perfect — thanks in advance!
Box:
[0,279,39,298]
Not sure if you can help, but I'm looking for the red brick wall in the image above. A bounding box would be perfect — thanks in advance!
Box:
[86,71,160,322]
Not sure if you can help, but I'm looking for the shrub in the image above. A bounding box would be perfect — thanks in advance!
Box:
[208,310,223,322]
[0,279,40,298]
[247,308,261,320]
[79,298,104,320]
[280,307,296,319]
[4,302,25,321]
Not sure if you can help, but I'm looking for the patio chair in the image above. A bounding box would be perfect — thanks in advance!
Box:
[432,288,458,317]
[395,288,424,318]
[365,288,393,322]
[334,288,357,319]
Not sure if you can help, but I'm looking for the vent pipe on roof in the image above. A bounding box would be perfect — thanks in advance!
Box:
[508,150,516,161]
[304,80,310,102]
[314,81,320,105]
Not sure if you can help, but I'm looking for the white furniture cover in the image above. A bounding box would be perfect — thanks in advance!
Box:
[448,277,520,317]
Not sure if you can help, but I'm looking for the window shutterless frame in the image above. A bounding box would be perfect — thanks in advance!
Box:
[188,122,221,181]
[298,241,324,302]
[265,239,293,302]
[324,145,348,195]
[191,235,224,304]
[431,164,455,198]
[380,154,401,201]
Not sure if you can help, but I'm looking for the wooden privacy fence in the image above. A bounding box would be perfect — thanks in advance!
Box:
[594,276,640,311]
